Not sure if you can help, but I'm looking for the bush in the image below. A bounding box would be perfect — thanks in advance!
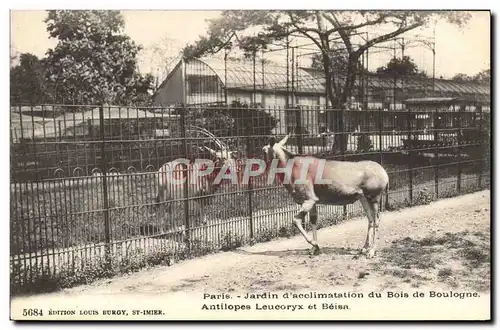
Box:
[182,100,279,156]
[220,231,245,251]
[11,246,176,295]
[414,188,436,206]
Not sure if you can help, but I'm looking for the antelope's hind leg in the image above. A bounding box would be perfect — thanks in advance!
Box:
[309,203,320,255]
[366,198,381,259]
[359,196,376,258]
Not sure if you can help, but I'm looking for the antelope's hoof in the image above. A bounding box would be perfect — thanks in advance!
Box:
[310,245,321,256]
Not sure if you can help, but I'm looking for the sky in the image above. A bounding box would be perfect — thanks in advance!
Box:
[9,10,491,80]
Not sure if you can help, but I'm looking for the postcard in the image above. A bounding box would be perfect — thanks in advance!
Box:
[9,9,491,321]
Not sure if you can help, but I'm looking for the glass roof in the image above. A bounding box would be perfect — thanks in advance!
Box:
[302,67,489,95]
[184,58,489,97]
[188,58,325,94]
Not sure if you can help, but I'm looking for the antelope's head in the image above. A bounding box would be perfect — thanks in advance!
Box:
[262,133,290,162]
[201,146,238,168]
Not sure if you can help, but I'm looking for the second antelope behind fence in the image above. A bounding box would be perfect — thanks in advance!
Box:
[262,134,389,258]
[155,127,239,236]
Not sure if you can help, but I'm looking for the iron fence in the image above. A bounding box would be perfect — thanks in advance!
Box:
[10,103,491,294]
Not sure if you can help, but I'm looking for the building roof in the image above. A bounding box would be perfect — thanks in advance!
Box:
[187,57,325,94]
[158,56,490,100]
[302,68,490,96]
[403,97,459,105]
[31,107,161,139]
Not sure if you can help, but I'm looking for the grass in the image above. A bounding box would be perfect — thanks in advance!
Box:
[378,230,490,291]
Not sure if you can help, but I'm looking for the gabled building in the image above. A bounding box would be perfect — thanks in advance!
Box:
[153,57,327,108]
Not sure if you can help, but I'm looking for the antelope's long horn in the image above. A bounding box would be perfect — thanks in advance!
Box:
[189,125,228,151]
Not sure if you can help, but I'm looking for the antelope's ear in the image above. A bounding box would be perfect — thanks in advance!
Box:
[268,137,276,147]
[278,133,290,146]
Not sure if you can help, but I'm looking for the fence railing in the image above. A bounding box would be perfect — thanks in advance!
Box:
[10,103,491,294]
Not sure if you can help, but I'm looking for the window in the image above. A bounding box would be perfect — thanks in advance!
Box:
[188,75,202,94]
[187,75,220,94]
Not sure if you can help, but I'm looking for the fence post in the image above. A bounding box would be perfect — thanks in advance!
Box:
[179,107,191,249]
[434,110,440,199]
[456,112,462,193]
[341,108,347,220]
[477,106,484,188]
[341,109,346,159]
[99,104,112,267]
[295,107,303,154]
[378,108,387,210]
[245,134,254,240]
[407,107,413,204]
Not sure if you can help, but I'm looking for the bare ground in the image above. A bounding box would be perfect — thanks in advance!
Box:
[11,191,490,315]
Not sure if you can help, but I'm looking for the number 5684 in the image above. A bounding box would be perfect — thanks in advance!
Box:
[22,309,43,317]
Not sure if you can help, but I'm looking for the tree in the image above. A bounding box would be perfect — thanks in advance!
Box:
[146,35,183,88]
[310,48,370,100]
[451,73,475,82]
[10,53,53,104]
[473,69,490,84]
[44,10,154,105]
[311,49,369,73]
[376,55,426,76]
[452,69,490,84]
[182,10,470,152]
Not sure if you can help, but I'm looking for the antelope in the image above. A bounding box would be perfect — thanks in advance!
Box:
[262,133,389,258]
[155,141,238,237]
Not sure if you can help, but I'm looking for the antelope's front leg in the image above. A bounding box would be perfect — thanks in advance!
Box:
[293,199,320,255]
[310,204,320,255]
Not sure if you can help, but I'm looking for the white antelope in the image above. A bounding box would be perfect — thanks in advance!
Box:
[155,131,238,236]
[262,134,389,258]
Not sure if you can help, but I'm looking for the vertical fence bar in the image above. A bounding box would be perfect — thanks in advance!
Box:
[224,50,228,105]
[378,108,387,210]
[246,133,254,240]
[434,109,440,198]
[341,109,347,219]
[478,106,484,187]
[295,107,303,154]
[407,106,413,203]
[291,47,295,108]
[378,109,384,164]
[180,108,191,249]
[99,105,111,266]
[456,111,462,193]
[253,51,256,105]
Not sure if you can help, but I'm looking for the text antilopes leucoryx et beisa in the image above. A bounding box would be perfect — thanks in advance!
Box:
[262,134,389,258]
[156,142,239,238]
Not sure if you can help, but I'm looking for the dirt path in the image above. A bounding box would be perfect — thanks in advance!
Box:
[11,191,490,320]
